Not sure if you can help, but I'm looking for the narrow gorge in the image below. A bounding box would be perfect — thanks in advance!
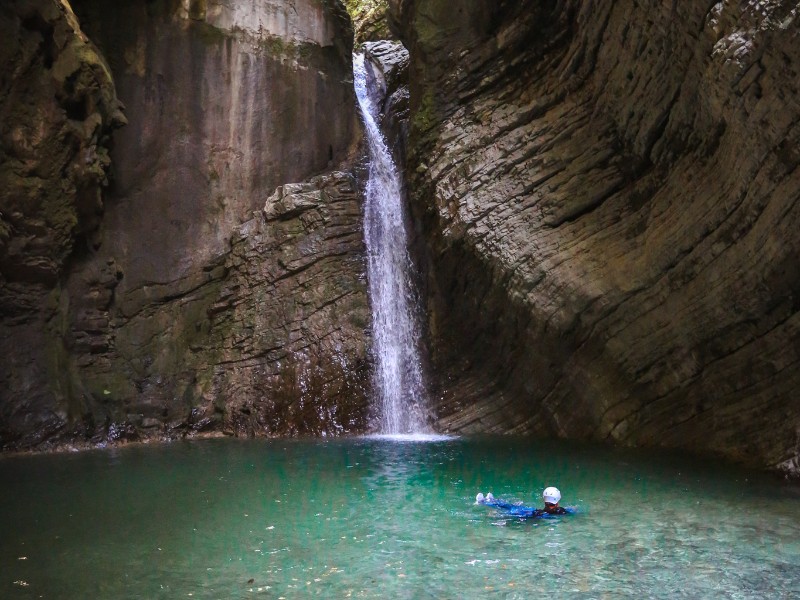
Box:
[1,0,798,479]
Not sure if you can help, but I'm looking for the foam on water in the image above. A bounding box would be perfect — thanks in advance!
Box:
[361,433,456,443]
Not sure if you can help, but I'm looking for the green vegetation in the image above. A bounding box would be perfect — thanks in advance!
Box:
[343,0,392,44]
[261,34,287,55]
[192,21,229,46]
[188,15,322,65]
[257,35,319,63]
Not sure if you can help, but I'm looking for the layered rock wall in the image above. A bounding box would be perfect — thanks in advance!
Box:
[392,0,800,474]
[5,0,799,475]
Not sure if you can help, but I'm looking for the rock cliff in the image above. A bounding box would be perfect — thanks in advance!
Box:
[0,0,370,448]
[0,0,125,446]
[390,0,800,475]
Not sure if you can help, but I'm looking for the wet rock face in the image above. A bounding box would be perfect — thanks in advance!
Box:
[184,171,371,438]
[0,0,368,448]
[393,0,800,474]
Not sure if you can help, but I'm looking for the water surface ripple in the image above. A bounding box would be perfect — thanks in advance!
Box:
[1,438,798,598]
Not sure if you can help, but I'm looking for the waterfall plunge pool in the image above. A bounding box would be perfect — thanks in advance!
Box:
[1,437,798,598]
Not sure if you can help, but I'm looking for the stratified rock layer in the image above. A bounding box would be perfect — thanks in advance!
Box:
[0,0,369,448]
[392,0,800,474]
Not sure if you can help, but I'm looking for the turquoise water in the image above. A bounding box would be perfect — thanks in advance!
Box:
[1,437,798,599]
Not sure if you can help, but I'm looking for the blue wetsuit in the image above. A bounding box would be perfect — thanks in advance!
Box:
[482,498,570,519]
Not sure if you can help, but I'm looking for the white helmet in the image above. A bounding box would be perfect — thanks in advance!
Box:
[543,487,561,504]
[475,493,485,504]
[486,492,495,501]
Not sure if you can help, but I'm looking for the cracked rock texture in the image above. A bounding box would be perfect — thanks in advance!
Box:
[0,0,369,448]
[391,0,800,475]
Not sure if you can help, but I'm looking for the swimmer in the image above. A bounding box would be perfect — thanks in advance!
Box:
[476,486,571,518]
[541,486,567,515]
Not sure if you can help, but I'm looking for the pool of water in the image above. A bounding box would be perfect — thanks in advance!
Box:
[1,437,798,599]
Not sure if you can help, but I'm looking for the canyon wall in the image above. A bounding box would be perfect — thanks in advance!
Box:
[390,0,800,475]
[3,0,799,476]
[0,0,370,448]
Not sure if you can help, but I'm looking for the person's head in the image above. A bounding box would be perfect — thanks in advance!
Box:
[542,486,561,508]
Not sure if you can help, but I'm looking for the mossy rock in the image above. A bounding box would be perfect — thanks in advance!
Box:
[344,0,392,44]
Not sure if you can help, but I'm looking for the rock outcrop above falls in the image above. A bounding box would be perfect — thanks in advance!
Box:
[391,0,800,475]
[0,0,369,448]
[363,40,409,163]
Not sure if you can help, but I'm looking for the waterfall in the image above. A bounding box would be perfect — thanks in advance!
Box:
[353,53,430,434]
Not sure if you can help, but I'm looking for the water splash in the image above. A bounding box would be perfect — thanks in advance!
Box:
[363,433,453,443]
[353,53,430,434]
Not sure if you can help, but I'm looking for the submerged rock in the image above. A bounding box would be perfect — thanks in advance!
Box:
[391,0,800,475]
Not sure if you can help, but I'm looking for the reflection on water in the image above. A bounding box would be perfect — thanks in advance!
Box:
[0,437,798,598]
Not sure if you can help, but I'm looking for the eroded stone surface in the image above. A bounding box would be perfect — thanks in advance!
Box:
[210,171,371,437]
[392,0,800,475]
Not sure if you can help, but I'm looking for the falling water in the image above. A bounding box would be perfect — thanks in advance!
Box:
[353,53,430,434]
